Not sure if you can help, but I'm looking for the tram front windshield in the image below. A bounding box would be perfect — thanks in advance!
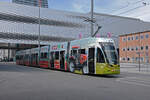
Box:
[100,42,118,65]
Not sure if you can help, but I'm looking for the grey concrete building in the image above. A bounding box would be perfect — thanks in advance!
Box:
[12,0,48,8]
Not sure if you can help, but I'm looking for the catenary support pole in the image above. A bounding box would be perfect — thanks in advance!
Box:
[91,0,94,36]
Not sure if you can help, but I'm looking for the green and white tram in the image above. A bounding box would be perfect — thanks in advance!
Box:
[69,38,120,75]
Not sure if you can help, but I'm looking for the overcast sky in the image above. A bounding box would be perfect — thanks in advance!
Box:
[1,0,150,22]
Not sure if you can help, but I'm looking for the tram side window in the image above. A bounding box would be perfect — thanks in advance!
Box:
[20,55,23,60]
[73,50,77,56]
[31,54,34,59]
[78,49,85,54]
[71,50,77,56]
[55,52,59,60]
[44,53,48,58]
[16,55,19,60]
[20,55,22,60]
[25,55,28,60]
[24,55,26,60]
[71,50,72,56]
[34,54,36,59]
[41,53,43,58]
[41,52,48,59]
[50,52,55,59]
[32,54,37,59]
[26,54,30,59]
[19,56,21,60]
[97,48,105,63]
[35,53,38,58]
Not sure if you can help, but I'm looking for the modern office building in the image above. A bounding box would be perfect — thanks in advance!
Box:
[119,31,150,63]
[12,0,48,8]
[1,1,150,60]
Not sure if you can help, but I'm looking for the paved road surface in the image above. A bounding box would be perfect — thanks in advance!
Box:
[0,63,150,100]
[121,63,150,74]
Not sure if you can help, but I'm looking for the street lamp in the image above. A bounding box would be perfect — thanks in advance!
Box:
[91,0,94,36]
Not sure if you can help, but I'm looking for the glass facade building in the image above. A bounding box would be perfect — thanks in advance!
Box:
[1,1,150,61]
[12,0,48,8]
[1,2,150,46]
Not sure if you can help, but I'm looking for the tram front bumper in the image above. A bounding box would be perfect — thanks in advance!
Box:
[96,63,120,75]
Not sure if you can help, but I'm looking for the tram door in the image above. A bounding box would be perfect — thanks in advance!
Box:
[88,48,95,74]
[50,52,55,68]
[60,51,65,70]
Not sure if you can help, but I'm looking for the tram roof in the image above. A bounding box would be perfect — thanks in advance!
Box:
[71,37,114,43]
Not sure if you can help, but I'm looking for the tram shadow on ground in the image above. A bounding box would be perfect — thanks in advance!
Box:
[22,64,122,79]
[0,62,122,79]
[85,74,122,78]
[21,64,122,78]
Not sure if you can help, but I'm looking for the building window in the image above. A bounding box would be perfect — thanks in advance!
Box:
[122,58,126,61]
[140,57,144,62]
[132,57,135,62]
[136,36,139,40]
[131,36,134,40]
[141,46,144,50]
[127,47,130,51]
[131,47,134,51]
[135,57,144,62]
[145,34,149,38]
[136,47,139,51]
[136,57,138,62]
[146,57,149,63]
[146,52,149,56]
[140,35,144,39]
[128,37,130,41]
[127,58,130,61]
[123,48,126,51]
[122,38,126,42]
[146,46,149,50]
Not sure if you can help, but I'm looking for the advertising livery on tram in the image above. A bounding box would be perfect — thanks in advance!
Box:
[16,38,120,75]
